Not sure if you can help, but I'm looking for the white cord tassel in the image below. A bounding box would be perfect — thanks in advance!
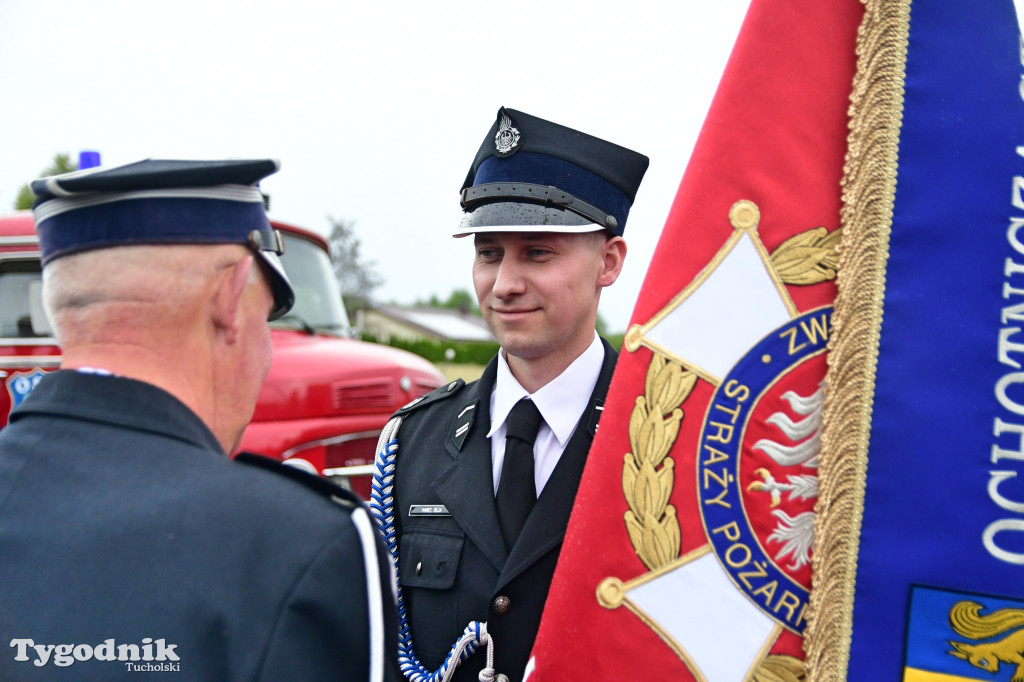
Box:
[436,624,493,682]
[476,629,496,682]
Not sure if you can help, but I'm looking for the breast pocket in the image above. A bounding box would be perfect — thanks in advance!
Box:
[400,530,464,589]
[398,530,466,667]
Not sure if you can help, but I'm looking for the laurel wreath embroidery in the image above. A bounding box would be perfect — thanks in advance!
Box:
[623,353,695,571]
[770,227,842,285]
[621,356,807,680]
[618,223,831,677]
[753,654,806,682]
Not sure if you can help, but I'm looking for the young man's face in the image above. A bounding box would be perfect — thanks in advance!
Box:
[472,231,623,372]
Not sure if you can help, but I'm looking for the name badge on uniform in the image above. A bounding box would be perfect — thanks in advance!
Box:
[409,504,451,517]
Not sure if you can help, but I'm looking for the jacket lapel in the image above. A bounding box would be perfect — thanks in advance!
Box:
[497,339,618,587]
[431,358,508,573]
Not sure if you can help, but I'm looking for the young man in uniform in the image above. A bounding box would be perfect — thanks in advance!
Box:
[377,108,648,682]
[0,159,400,681]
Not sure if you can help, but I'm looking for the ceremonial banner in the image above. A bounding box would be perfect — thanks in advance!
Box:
[807,2,1024,682]
[526,0,862,680]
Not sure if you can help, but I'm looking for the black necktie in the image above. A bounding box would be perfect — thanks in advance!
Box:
[496,398,543,551]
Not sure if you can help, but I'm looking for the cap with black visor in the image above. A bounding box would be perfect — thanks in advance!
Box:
[456,107,649,238]
[30,158,294,320]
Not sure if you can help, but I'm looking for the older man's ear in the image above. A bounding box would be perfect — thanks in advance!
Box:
[211,254,255,346]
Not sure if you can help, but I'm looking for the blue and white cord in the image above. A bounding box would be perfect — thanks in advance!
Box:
[370,417,495,682]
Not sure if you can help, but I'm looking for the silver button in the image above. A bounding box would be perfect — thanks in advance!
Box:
[492,595,511,615]
[416,561,422,575]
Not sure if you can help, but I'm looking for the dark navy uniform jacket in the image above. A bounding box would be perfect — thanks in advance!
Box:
[0,370,401,681]
[393,339,617,682]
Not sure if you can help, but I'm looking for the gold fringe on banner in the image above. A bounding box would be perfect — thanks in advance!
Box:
[805,1,910,681]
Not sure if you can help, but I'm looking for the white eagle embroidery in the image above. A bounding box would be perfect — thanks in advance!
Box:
[747,385,822,571]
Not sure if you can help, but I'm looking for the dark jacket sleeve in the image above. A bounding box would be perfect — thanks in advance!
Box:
[256,510,402,682]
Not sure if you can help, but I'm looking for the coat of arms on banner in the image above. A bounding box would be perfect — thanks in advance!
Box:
[596,200,838,682]
[903,585,1024,682]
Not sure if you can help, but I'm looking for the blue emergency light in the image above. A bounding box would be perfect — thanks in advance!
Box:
[78,151,101,170]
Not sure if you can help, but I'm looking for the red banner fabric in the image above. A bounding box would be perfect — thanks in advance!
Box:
[527,0,863,680]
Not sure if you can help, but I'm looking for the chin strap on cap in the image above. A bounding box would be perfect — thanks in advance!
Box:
[461,182,617,230]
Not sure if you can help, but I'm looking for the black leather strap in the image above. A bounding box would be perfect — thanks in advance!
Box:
[461,182,618,230]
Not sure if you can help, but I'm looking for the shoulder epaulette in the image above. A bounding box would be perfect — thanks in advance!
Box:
[395,379,465,416]
[234,452,362,510]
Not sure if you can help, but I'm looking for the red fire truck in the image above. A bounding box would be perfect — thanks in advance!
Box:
[0,210,443,497]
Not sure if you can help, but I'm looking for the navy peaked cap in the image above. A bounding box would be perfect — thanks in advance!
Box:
[456,107,649,237]
[31,158,294,320]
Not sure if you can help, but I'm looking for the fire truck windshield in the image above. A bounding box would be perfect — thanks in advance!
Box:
[0,257,50,339]
[272,231,352,336]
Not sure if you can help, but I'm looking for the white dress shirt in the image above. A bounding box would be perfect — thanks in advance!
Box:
[487,332,605,496]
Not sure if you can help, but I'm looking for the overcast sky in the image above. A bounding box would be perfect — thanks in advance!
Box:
[0,1,756,332]
[7,2,1020,332]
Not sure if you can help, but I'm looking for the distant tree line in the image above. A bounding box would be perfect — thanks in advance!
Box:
[13,153,77,210]
[327,216,383,319]
[410,290,480,316]
[360,333,499,366]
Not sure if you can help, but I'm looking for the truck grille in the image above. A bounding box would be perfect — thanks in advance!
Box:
[332,380,396,411]
[414,379,439,396]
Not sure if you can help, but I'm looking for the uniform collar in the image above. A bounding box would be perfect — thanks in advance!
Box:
[11,370,224,454]
[488,332,604,447]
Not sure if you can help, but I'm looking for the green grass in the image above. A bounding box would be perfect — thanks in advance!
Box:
[436,362,486,384]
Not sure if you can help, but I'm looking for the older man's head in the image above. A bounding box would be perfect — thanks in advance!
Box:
[31,158,291,453]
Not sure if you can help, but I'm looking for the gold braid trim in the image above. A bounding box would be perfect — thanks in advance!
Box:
[770,227,843,285]
[805,1,908,680]
[623,353,696,570]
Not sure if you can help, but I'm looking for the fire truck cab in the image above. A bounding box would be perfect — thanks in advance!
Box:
[0,211,443,497]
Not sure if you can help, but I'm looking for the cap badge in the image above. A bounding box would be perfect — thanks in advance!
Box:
[494,111,521,156]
